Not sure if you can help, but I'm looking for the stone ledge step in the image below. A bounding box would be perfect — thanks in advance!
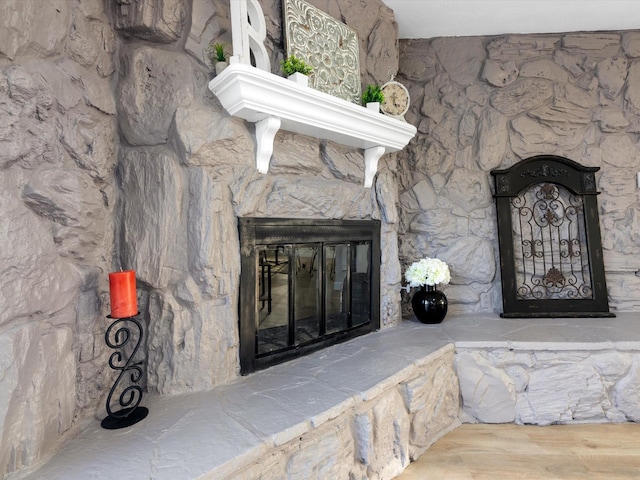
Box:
[20,313,640,479]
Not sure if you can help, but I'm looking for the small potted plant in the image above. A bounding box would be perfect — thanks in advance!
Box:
[281,55,313,86]
[362,84,385,112]
[208,42,229,76]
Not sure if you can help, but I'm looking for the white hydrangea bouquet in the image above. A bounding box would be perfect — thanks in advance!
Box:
[405,257,451,288]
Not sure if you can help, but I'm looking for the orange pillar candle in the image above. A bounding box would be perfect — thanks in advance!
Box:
[108,270,138,318]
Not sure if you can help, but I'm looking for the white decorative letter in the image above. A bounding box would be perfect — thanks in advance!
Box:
[230,0,270,71]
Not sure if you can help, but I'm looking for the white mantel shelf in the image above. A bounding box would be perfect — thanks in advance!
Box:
[208,62,417,187]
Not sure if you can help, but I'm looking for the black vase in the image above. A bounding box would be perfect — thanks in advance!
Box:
[411,285,448,324]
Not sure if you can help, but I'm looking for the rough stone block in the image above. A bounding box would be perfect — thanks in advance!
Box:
[431,37,486,87]
[593,106,630,133]
[354,413,373,465]
[601,135,640,168]
[516,363,609,425]
[368,389,410,479]
[436,237,495,285]
[0,323,76,476]
[622,32,640,58]
[562,33,620,55]
[146,290,238,395]
[476,107,508,171]
[285,420,354,479]
[259,177,370,220]
[409,209,467,241]
[22,168,109,261]
[320,141,365,184]
[490,78,553,117]
[403,179,435,213]
[455,351,516,423]
[520,58,570,83]
[174,103,252,163]
[114,0,187,43]
[399,40,438,83]
[482,59,519,87]
[487,35,559,61]
[0,0,70,60]
[0,183,81,327]
[614,355,640,421]
[117,46,195,146]
[596,57,628,100]
[625,61,640,111]
[510,115,578,157]
[187,167,240,297]
[553,49,586,77]
[403,352,461,457]
[118,147,186,289]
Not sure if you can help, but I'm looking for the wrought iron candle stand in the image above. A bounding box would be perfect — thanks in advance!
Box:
[101,313,149,429]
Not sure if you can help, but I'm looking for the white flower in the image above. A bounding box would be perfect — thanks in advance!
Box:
[404,257,451,287]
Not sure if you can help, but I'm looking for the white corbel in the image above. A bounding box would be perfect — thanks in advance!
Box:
[364,146,386,188]
[255,116,281,174]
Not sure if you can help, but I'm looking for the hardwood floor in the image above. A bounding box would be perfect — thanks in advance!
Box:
[396,423,640,479]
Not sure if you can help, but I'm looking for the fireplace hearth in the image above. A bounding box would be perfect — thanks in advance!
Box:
[238,218,381,373]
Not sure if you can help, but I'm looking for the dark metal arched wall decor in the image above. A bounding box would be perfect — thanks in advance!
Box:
[491,155,614,318]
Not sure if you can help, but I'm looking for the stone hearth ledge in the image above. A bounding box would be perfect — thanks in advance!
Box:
[18,313,640,480]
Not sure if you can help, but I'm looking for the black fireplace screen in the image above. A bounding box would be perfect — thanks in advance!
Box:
[239,218,380,374]
[491,155,614,318]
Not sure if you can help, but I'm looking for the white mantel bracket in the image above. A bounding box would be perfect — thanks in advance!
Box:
[208,63,417,188]
[364,146,386,188]
[255,116,281,174]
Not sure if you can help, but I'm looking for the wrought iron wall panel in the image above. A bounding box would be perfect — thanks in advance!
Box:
[511,183,593,301]
[491,155,613,318]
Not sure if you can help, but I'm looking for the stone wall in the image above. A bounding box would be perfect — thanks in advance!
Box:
[6,0,640,477]
[456,347,640,425]
[397,32,640,316]
[0,0,117,476]
[1,0,403,477]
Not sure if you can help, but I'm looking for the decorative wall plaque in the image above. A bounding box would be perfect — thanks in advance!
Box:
[283,0,361,104]
[490,155,614,318]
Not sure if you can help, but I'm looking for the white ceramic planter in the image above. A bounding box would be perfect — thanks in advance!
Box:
[366,102,380,112]
[215,61,228,76]
[287,72,309,87]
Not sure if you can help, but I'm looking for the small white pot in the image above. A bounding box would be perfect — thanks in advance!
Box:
[366,102,380,112]
[215,61,228,75]
[287,72,309,87]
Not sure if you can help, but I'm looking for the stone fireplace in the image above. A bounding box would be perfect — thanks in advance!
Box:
[6,0,640,477]
[238,218,381,373]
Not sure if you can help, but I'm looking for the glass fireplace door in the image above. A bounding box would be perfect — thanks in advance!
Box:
[254,241,374,364]
[239,218,380,374]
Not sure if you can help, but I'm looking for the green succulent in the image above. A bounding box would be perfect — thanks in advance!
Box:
[281,55,313,76]
[208,42,228,65]
[362,84,385,105]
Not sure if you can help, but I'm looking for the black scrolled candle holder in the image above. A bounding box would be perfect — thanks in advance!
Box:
[101,313,149,429]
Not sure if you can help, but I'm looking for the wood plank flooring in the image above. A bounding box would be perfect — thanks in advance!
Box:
[396,423,640,479]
